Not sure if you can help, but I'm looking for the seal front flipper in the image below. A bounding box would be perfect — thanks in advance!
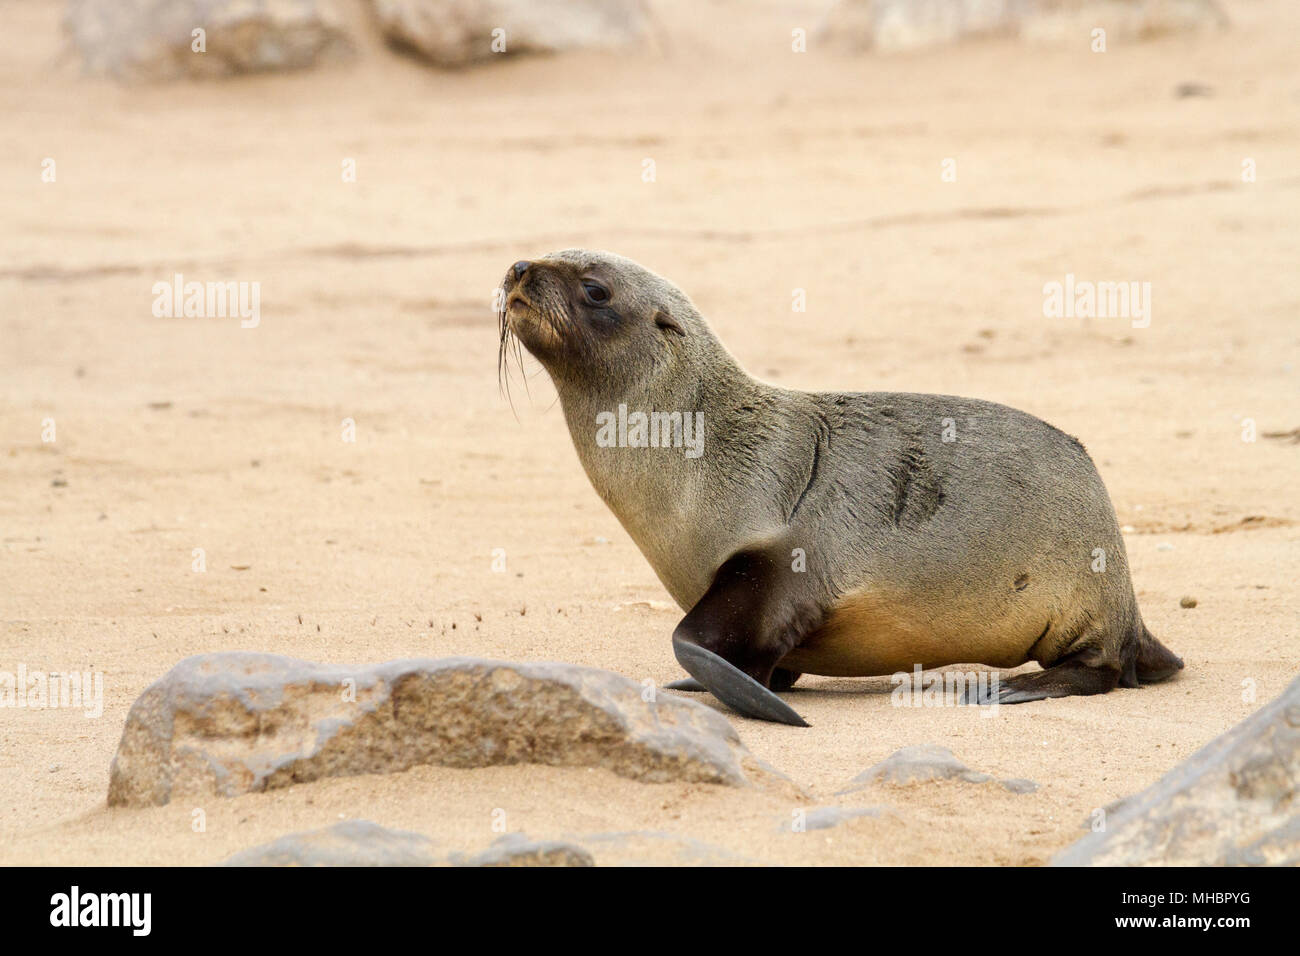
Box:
[671,549,816,727]
[672,638,808,725]
[667,670,800,694]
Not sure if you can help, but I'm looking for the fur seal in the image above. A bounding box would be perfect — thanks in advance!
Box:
[498,250,1184,725]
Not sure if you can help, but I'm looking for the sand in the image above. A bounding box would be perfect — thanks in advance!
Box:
[0,0,1297,866]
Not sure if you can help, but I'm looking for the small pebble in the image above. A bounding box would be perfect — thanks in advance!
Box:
[1180,596,1198,609]
[1156,543,1174,552]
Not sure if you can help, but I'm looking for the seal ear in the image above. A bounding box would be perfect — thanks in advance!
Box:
[654,308,685,337]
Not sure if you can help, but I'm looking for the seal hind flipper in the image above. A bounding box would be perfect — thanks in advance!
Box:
[990,655,1121,705]
[664,677,707,692]
[1134,625,1184,683]
[670,549,817,726]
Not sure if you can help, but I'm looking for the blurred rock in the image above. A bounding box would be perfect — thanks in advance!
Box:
[782,806,886,832]
[369,0,651,67]
[224,825,753,866]
[455,833,594,866]
[577,830,757,865]
[222,820,440,866]
[64,0,352,81]
[108,652,790,807]
[1052,676,1300,865]
[837,744,1038,793]
[820,0,1227,53]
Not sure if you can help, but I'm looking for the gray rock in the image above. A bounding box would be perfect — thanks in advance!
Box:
[783,806,886,832]
[1052,676,1300,866]
[838,745,1038,794]
[368,0,651,68]
[108,653,791,807]
[64,0,353,81]
[820,0,1227,54]
[224,825,756,867]
[454,833,594,867]
[221,820,439,866]
[576,831,757,866]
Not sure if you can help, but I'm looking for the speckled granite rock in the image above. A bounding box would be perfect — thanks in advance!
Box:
[454,833,594,867]
[221,820,440,866]
[222,825,756,867]
[108,652,791,807]
[576,831,757,866]
[781,806,887,832]
[1052,676,1300,866]
[64,0,353,81]
[837,745,1038,794]
[821,0,1227,53]
[368,0,651,68]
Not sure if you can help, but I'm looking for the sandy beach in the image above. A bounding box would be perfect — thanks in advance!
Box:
[1,0,1297,865]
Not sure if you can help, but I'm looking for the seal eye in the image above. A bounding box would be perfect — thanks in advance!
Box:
[581,281,610,305]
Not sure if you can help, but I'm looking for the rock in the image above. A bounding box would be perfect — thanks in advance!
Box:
[221,820,440,866]
[577,831,757,866]
[64,0,353,81]
[368,0,651,68]
[837,745,1038,794]
[820,0,1227,53]
[108,653,790,807]
[224,825,757,866]
[1180,595,1198,608]
[784,806,886,832]
[454,833,594,867]
[1052,676,1300,866]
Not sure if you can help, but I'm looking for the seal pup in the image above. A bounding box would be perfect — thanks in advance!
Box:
[498,250,1183,725]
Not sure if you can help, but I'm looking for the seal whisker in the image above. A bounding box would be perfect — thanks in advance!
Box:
[497,288,524,419]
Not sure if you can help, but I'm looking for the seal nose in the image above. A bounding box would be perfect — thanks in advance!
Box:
[512,260,531,280]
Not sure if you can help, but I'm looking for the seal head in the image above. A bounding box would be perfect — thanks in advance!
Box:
[500,250,691,396]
